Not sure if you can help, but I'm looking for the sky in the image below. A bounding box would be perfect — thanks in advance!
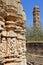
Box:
[21,0,43,26]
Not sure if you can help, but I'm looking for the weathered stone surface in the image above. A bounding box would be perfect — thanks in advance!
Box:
[0,0,26,65]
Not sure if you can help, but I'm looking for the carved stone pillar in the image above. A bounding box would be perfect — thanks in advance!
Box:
[0,0,27,65]
[7,38,17,56]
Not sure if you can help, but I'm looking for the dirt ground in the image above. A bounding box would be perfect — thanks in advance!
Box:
[26,53,43,65]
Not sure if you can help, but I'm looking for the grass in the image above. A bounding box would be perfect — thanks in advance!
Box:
[26,36,43,41]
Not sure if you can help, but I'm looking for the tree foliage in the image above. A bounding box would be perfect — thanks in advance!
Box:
[26,25,43,41]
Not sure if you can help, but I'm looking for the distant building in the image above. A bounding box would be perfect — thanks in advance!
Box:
[26,6,43,65]
[33,6,40,37]
[33,6,40,28]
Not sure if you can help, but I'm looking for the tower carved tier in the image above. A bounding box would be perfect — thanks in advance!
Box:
[33,6,40,27]
[33,6,40,37]
[0,0,27,65]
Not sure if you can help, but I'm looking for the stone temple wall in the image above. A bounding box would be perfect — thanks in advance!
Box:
[0,0,27,65]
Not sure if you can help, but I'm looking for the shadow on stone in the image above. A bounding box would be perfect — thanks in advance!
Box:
[0,62,4,65]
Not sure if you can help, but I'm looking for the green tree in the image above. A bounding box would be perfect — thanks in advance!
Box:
[26,25,43,41]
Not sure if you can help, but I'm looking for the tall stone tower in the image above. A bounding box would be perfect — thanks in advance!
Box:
[33,6,40,28]
[33,6,40,36]
[0,0,27,65]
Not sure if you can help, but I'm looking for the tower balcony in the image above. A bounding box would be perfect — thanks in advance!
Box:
[33,16,40,19]
[33,6,40,11]
[33,8,40,11]
[33,10,40,13]
[33,12,40,16]
[34,19,40,22]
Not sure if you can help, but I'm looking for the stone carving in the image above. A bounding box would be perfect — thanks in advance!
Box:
[22,40,26,53]
[0,0,26,65]
[2,38,7,56]
[0,38,6,57]
[7,38,17,55]
[17,39,23,54]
